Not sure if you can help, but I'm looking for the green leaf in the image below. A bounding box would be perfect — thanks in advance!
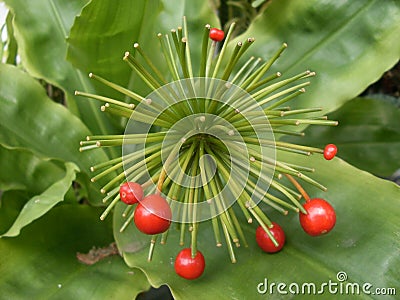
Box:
[115,154,400,299]
[4,11,18,65]
[67,0,163,88]
[0,64,109,204]
[0,204,150,299]
[66,0,219,97]
[3,0,117,134]
[1,161,79,237]
[231,0,400,113]
[0,190,29,234]
[285,97,400,177]
[0,144,66,193]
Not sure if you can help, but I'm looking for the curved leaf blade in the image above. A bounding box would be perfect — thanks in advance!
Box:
[231,0,400,113]
[0,64,108,204]
[3,0,117,134]
[0,144,65,193]
[0,204,150,299]
[115,154,400,299]
[1,162,79,237]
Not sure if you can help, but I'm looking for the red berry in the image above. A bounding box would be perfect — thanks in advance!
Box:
[299,198,336,236]
[119,182,143,205]
[174,248,205,280]
[134,194,172,235]
[323,144,337,160]
[209,28,225,42]
[255,222,285,253]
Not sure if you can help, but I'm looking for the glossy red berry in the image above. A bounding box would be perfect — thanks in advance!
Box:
[299,198,336,236]
[209,28,225,42]
[255,222,285,253]
[174,248,205,280]
[323,144,337,160]
[134,194,172,235]
[119,182,143,205]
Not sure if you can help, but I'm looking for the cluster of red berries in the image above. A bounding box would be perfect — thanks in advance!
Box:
[256,198,336,253]
[255,144,338,253]
[120,182,205,280]
[119,143,337,279]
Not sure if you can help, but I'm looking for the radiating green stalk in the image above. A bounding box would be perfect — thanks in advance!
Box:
[101,143,173,193]
[158,33,180,81]
[119,208,135,232]
[183,16,194,78]
[272,180,302,200]
[100,193,120,220]
[251,82,312,111]
[272,128,305,136]
[246,72,281,92]
[179,187,190,245]
[122,204,134,218]
[74,91,135,109]
[88,73,145,103]
[101,186,120,204]
[264,193,299,212]
[90,155,123,172]
[199,24,211,78]
[123,52,161,90]
[222,222,237,263]
[134,42,168,84]
[147,235,158,262]
[227,206,248,247]
[264,88,305,110]
[222,37,255,81]
[234,57,262,86]
[244,43,287,89]
[206,171,239,243]
[251,71,312,102]
[281,107,323,116]
[270,180,306,213]
[247,204,278,247]
[211,22,236,79]
[283,162,315,173]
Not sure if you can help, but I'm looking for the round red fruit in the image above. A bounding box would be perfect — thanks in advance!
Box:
[255,222,285,253]
[323,144,337,160]
[119,182,143,205]
[299,198,336,236]
[174,248,205,280]
[209,28,225,42]
[134,194,172,235]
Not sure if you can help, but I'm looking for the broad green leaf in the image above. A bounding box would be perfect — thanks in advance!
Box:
[3,0,118,134]
[230,0,400,113]
[0,144,66,193]
[1,161,79,237]
[0,64,109,204]
[285,97,400,177]
[0,204,150,299]
[3,11,18,65]
[0,190,29,234]
[115,153,400,299]
[67,0,219,97]
[67,0,163,88]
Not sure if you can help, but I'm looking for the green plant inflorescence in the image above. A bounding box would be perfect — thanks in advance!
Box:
[76,17,338,274]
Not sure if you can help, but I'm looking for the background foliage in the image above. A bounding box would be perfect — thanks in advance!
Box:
[0,0,399,299]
